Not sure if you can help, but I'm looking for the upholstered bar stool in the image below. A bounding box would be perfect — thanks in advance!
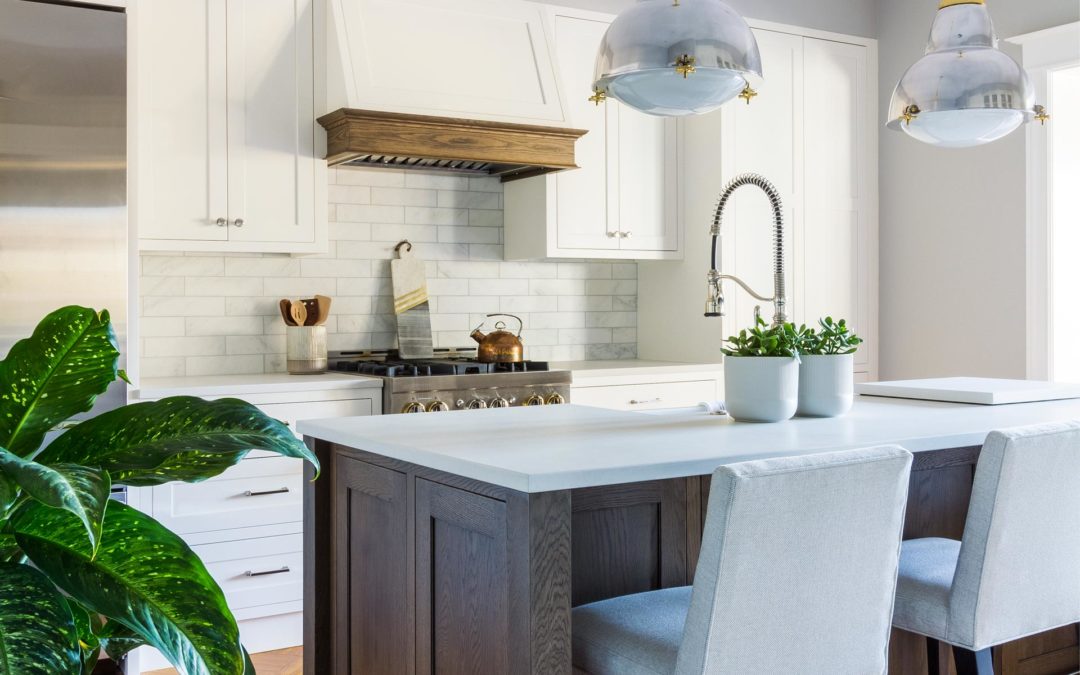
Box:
[571,446,913,675]
[892,422,1080,675]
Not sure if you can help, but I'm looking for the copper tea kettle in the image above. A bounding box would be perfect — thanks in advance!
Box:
[470,314,524,363]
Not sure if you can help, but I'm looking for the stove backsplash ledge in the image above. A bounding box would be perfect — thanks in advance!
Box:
[138,167,638,378]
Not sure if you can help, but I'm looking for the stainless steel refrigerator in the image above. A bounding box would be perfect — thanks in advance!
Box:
[0,0,128,419]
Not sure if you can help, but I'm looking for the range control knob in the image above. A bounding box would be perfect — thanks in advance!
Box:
[546,392,566,405]
[427,400,450,412]
[466,398,488,410]
[489,395,511,408]
[524,393,546,406]
[401,401,426,414]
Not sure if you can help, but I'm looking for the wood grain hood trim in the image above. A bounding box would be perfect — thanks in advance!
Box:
[317,108,587,182]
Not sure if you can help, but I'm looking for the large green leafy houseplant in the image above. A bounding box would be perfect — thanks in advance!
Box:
[0,307,318,675]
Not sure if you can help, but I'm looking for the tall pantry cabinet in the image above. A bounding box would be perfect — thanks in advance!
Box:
[638,22,878,381]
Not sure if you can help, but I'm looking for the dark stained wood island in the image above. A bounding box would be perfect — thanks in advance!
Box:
[301,402,1080,675]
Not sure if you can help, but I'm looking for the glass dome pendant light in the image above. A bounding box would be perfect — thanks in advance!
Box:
[589,0,763,117]
[888,0,1050,148]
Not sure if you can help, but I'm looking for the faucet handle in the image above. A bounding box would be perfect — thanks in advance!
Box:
[705,270,724,318]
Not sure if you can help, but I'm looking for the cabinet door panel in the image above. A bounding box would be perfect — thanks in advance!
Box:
[617,109,678,252]
[136,0,228,241]
[720,29,802,332]
[416,479,510,675]
[801,39,871,369]
[227,0,316,244]
[552,13,617,251]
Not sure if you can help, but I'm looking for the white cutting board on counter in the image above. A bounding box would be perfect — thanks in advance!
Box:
[856,377,1080,405]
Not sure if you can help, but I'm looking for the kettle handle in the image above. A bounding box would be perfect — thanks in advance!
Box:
[486,313,523,337]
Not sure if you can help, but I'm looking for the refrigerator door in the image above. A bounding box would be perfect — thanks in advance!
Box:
[0,0,128,415]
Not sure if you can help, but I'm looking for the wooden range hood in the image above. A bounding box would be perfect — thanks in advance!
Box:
[317,109,588,182]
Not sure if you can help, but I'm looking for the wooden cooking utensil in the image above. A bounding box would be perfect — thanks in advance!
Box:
[289,300,307,327]
[301,298,319,326]
[279,299,295,326]
[314,295,332,325]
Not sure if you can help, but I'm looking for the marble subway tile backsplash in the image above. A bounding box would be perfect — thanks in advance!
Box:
[139,167,638,378]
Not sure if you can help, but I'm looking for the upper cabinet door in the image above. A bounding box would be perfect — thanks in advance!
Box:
[226,0,317,244]
[616,106,678,252]
[134,0,229,242]
[330,0,567,124]
[800,38,873,371]
[551,11,616,251]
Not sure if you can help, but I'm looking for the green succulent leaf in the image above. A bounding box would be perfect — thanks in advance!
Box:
[0,561,82,675]
[0,447,109,552]
[722,317,804,359]
[12,500,244,675]
[37,396,318,486]
[0,306,120,457]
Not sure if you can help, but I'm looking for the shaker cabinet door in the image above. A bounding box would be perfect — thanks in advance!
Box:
[225,0,318,245]
[133,0,229,242]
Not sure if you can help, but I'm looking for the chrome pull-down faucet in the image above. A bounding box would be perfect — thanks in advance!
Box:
[704,173,788,326]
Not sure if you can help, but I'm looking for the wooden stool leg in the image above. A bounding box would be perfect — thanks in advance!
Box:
[926,637,941,675]
[953,647,993,675]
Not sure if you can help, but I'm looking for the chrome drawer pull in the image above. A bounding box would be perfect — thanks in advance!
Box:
[628,398,662,405]
[243,487,289,497]
[244,566,290,577]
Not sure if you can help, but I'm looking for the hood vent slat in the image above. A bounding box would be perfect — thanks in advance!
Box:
[318,109,586,182]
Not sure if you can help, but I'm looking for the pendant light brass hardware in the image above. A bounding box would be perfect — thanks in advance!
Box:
[939,0,984,7]
[588,87,608,106]
[1034,105,1050,125]
[738,85,758,105]
[674,54,697,78]
[899,104,921,126]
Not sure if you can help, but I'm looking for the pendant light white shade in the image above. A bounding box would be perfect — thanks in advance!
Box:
[888,0,1047,148]
[592,0,762,117]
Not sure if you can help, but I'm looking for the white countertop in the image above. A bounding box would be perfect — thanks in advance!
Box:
[553,360,723,385]
[297,396,1080,493]
[132,372,382,399]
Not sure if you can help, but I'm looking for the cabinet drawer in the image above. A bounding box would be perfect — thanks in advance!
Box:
[572,380,718,411]
[152,456,302,535]
[193,534,302,613]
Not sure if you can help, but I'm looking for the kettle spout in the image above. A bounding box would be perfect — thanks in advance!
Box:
[469,328,487,344]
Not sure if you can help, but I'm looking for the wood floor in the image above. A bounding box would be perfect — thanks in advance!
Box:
[145,647,302,675]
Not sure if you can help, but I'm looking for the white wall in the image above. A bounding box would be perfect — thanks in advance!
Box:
[877,0,1080,380]
[551,0,878,38]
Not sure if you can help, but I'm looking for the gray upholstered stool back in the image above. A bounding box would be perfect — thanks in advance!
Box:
[946,421,1080,650]
[675,446,913,675]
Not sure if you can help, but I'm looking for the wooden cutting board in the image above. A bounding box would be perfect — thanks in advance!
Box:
[390,242,434,359]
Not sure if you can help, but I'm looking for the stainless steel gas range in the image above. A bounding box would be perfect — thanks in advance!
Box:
[328,348,572,414]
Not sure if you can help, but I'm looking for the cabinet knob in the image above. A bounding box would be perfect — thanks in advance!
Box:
[606,231,617,238]
[215,217,228,227]
[622,231,632,239]
[233,218,245,228]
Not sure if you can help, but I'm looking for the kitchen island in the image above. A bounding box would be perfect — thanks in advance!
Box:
[299,398,1080,675]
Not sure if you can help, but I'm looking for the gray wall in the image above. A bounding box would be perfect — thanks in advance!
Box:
[877,0,1079,379]
[551,0,878,38]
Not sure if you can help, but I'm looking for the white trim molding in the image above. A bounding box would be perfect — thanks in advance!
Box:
[1008,23,1080,380]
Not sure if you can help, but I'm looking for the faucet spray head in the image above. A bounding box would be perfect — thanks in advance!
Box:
[705,269,724,317]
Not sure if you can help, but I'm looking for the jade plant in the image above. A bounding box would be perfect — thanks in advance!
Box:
[722,317,803,358]
[800,316,863,355]
[0,306,318,675]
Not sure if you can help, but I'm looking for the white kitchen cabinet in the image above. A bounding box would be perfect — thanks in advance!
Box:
[132,0,326,253]
[560,361,723,411]
[639,21,878,380]
[126,381,379,672]
[503,7,681,261]
[328,0,567,125]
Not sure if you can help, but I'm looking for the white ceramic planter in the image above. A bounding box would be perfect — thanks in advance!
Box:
[723,356,800,423]
[797,353,855,417]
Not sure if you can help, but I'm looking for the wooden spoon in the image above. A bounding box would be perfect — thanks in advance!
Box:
[279,299,295,326]
[289,300,307,327]
[301,298,319,326]
[314,295,332,325]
